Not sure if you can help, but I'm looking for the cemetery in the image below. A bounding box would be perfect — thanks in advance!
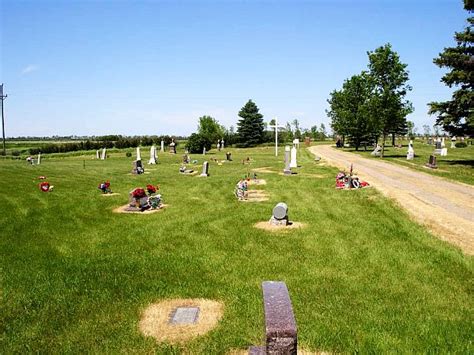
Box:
[2,143,472,353]
[2,0,473,353]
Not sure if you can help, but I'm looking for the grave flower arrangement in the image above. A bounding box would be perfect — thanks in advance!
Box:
[98,181,112,194]
[335,167,369,190]
[146,184,159,195]
[39,181,53,192]
[132,188,147,199]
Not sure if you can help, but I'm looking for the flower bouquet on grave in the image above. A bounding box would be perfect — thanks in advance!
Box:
[131,188,147,207]
[39,181,53,192]
[98,180,112,194]
[148,194,162,209]
[146,184,159,196]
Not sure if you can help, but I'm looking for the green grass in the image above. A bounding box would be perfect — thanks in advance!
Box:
[341,139,474,185]
[1,146,472,353]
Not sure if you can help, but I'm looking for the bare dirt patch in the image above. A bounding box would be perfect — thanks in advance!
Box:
[254,221,306,232]
[247,179,267,186]
[139,298,224,343]
[113,204,168,214]
[100,193,120,197]
[240,190,269,202]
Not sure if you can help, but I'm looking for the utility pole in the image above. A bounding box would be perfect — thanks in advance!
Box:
[268,117,285,157]
[1,84,7,156]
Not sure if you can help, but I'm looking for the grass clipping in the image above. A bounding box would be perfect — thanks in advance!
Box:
[139,299,224,343]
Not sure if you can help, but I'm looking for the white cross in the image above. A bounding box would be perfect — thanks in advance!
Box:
[268,117,285,157]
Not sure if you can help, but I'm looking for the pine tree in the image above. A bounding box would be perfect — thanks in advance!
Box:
[237,100,265,146]
[428,1,473,136]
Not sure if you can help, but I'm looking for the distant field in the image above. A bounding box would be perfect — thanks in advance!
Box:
[1,145,472,353]
[341,139,474,185]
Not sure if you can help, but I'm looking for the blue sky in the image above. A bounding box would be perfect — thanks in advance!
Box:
[0,0,468,137]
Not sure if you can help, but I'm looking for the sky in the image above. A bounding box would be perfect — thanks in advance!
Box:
[0,0,469,137]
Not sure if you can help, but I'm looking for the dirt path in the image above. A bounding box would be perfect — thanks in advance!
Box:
[309,145,474,255]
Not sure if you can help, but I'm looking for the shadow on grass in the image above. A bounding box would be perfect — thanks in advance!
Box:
[444,159,474,168]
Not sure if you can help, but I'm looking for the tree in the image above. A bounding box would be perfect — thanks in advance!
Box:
[423,124,431,137]
[186,133,212,154]
[319,123,327,140]
[236,100,265,147]
[428,1,473,136]
[197,115,224,144]
[367,43,413,156]
[327,73,376,150]
[292,119,302,140]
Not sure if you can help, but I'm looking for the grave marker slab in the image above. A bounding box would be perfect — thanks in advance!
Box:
[169,307,200,325]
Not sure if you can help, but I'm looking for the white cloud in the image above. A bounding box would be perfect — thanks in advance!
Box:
[21,64,39,75]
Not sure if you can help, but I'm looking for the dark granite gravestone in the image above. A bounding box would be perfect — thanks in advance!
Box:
[425,155,438,169]
[249,281,297,355]
[132,160,144,174]
[169,307,200,325]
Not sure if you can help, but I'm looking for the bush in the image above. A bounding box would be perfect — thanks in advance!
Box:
[186,133,211,153]
[126,152,132,157]
[11,150,21,156]
[455,142,467,148]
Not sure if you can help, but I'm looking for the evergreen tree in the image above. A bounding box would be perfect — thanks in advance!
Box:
[237,100,265,146]
[428,1,473,136]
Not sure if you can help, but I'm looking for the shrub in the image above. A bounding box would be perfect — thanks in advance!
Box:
[455,142,467,148]
[11,150,21,156]
[126,152,132,157]
[186,133,211,153]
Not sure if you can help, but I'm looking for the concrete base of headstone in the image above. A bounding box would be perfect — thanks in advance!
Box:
[113,204,168,214]
[100,192,120,197]
[139,298,224,343]
[247,179,267,186]
[239,190,269,202]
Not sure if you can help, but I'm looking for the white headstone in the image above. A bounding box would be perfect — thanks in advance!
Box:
[283,146,291,175]
[200,161,209,176]
[96,150,100,159]
[203,147,206,155]
[148,145,156,164]
[293,138,300,149]
[441,137,446,148]
[290,146,297,168]
[136,147,141,161]
[371,145,381,157]
[221,139,225,149]
[101,148,106,160]
[37,153,41,165]
[407,143,414,160]
[160,140,164,152]
[440,148,448,156]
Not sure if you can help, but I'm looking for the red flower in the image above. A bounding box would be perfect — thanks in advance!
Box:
[39,181,50,192]
[146,184,157,194]
[132,188,146,199]
[105,181,110,188]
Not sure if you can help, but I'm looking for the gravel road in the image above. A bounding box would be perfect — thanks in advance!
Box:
[309,145,474,255]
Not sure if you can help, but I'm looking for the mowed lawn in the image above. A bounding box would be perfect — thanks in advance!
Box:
[342,140,474,185]
[1,146,472,353]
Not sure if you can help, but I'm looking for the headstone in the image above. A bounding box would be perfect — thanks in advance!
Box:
[221,139,225,149]
[451,137,456,148]
[217,140,221,151]
[441,137,446,148]
[292,138,300,149]
[427,137,433,145]
[148,145,157,165]
[440,147,448,156]
[283,146,291,175]
[249,282,297,354]
[203,147,206,155]
[371,144,381,157]
[425,155,438,169]
[136,146,141,161]
[269,202,289,226]
[169,139,176,154]
[160,140,165,153]
[101,148,106,160]
[289,146,297,168]
[96,150,100,159]
[132,160,144,174]
[183,154,190,164]
[304,137,311,146]
[37,153,41,165]
[226,152,232,161]
[169,307,200,325]
[407,142,414,160]
[435,138,442,149]
[200,161,209,177]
